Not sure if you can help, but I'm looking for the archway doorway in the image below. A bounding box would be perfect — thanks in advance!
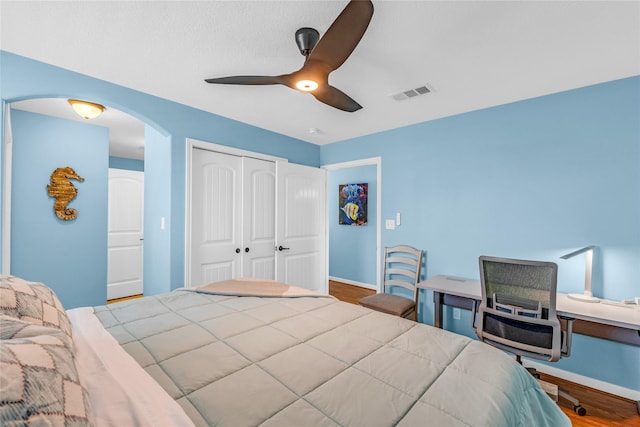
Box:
[1,98,166,308]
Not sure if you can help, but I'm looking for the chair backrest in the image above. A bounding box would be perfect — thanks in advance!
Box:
[383,245,423,301]
[477,256,563,362]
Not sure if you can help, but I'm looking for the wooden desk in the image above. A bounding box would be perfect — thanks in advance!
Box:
[418,275,640,347]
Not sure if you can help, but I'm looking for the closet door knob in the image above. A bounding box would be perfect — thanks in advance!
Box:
[278,246,290,251]
[245,247,250,253]
[235,248,241,254]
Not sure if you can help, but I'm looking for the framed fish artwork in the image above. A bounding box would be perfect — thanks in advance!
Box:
[339,183,368,226]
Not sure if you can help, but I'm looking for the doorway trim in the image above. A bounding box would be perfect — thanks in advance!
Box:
[2,104,13,274]
[322,157,382,292]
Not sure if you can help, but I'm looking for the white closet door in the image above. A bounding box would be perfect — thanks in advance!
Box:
[189,145,326,291]
[191,149,242,285]
[107,168,144,300]
[242,157,276,279]
[276,162,327,293]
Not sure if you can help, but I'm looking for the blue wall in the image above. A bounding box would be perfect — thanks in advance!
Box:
[321,76,640,392]
[109,156,144,171]
[10,110,108,308]
[2,49,639,391]
[143,124,172,296]
[328,166,377,286]
[1,51,320,294]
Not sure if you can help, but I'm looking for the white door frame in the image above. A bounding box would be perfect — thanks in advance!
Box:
[322,157,382,292]
[184,138,286,287]
[2,104,13,274]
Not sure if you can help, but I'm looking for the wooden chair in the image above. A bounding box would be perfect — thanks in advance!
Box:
[359,245,423,320]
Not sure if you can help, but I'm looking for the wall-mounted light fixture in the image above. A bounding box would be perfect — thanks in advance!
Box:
[68,99,105,120]
[560,245,599,303]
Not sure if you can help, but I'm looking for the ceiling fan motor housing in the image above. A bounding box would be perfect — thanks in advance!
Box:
[295,27,320,57]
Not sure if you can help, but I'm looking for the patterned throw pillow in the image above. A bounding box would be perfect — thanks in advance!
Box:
[0,316,93,425]
[0,276,73,339]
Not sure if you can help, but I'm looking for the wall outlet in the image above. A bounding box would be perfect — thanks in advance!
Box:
[385,219,395,230]
[453,308,461,320]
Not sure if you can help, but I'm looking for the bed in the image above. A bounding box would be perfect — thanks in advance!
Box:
[1,275,570,426]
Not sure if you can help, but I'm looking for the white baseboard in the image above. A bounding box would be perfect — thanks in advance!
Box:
[523,360,640,401]
[329,276,376,291]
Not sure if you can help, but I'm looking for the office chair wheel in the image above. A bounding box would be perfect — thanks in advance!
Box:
[573,405,587,416]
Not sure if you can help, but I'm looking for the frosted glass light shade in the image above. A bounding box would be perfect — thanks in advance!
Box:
[68,99,105,119]
[295,80,319,91]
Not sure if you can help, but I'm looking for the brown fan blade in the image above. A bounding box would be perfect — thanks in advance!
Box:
[308,0,374,72]
[205,75,285,85]
[311,85,362,112]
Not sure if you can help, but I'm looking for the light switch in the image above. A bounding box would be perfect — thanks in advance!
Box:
[396,212,401,226]
[160,217,166,230]
[385,219,395,230]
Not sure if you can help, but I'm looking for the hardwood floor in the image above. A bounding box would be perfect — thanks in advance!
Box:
[328,280,640,427]
[106,293,143,304]
[329,280,375,304]
[537,373,640,427]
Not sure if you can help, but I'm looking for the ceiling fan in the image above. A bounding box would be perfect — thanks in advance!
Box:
[205,0,374,112]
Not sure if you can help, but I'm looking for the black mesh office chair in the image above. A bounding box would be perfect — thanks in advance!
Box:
[475,256,586,416]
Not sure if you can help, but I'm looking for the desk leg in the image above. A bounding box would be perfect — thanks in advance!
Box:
[433,291,444,329]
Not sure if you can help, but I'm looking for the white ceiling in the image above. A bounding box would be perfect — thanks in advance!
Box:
[2,1,639,156]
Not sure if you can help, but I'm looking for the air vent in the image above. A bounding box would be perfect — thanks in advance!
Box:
[391,85,432,101]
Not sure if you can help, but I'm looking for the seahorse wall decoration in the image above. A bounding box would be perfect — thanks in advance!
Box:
[47,166,85,221]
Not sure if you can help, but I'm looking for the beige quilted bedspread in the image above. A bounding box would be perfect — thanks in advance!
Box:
[92,283,569,427]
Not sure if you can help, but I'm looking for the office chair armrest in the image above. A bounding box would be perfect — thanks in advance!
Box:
[560,316,574,357]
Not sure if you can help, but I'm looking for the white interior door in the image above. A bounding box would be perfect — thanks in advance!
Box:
[190,148,242,286]
[107,168,144,300]
[276,162,327,293]
[242,157,276,278]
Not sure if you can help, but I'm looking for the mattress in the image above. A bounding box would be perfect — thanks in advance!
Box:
[72,279,570,427]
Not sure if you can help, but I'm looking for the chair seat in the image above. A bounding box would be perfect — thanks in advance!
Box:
[359,293,415,318]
